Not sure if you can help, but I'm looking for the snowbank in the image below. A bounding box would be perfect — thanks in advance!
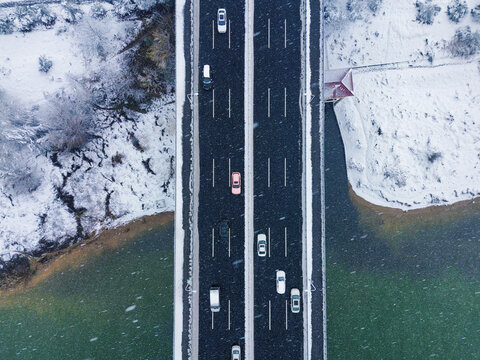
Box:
[326,0,480,210]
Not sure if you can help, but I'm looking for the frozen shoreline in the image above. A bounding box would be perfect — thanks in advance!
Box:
[326,0,480,210]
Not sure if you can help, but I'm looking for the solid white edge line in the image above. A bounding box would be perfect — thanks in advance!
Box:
[212,19,215,49]
[301,0,314,359]
[244,0,255,357]
[319,0,327,358]
[173,0,186,359]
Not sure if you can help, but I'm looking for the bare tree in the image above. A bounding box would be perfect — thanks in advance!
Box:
[0,91,42,194]
[41,86,97,152]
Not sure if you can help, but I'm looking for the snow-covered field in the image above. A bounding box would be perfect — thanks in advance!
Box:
[326,0,480,210]
[0,2,174,262]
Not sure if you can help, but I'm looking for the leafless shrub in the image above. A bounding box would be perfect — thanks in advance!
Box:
[41,87,97,152]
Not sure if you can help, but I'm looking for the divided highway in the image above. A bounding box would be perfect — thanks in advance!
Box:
[175,0,323,358]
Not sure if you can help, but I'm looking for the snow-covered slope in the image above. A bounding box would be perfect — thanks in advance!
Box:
[326,0,480,210]
[0,3,174,262]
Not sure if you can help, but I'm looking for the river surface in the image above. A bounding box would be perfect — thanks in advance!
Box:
[325,104,480,359]
[0,223,173,359]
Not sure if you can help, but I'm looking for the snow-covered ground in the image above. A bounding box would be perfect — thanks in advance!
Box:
[326,0,480,210]
[0,2,174,262]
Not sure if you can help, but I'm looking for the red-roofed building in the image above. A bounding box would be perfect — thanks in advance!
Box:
[324,68,354,102]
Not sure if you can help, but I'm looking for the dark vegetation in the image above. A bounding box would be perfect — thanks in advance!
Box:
[449,26,480,57]
[446,0,468,23]
[415,0,442,24]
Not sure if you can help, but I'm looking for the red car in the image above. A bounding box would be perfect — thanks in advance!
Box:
[231,172,241,195]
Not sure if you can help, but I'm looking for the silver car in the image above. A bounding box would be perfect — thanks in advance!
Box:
[231,345,241,360]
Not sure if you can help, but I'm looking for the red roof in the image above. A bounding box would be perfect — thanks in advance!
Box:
[325,68,354,100]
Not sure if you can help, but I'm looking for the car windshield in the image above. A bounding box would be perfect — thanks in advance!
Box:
[278,277,284,281]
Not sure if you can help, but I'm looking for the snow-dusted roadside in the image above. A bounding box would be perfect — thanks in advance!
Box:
[326,0,480,210]
[0,2,175,264]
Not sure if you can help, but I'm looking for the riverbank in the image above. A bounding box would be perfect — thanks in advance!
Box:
[0,211,174,296]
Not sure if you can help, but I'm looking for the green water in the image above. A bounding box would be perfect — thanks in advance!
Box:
[0,223,173,359]
[325,104,480,359]
[327,264,480,359]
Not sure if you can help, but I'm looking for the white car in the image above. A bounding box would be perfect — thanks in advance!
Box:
[276,270,286,294]
[217,8,227,33]
[231,345,241,360]
[257,233,267,257]
[290,288,301,313]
